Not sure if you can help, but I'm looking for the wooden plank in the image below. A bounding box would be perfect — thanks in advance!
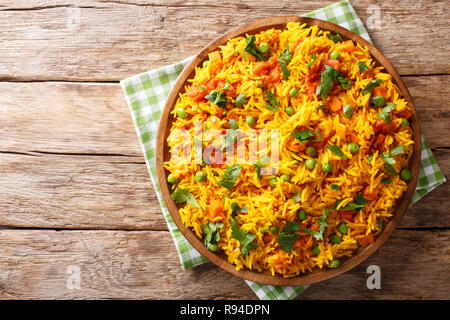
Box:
[0,149,447,230]
[0,229,447,299]
[0,152,164,230]
[0,0,447,81]
[0,76,448,156]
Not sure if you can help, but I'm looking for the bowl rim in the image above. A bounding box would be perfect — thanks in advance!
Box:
[155,16,422,286]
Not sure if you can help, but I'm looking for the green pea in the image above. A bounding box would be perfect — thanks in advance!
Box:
[401,118,409,127]
[330,50,341,60]
[330,234,342,244]
[322,162,333,172]
[268,177,278,187]
[367,155,373,163]
[202,60,209,68]
[306,146,316,157]
[297,210,307,221]
[371,95,386,107]
[167,174,179,184]
[305,159,316,170]
[228,118,238,130]
[177,107,189,119]
[289,87,299,97]
[337,223,348,234]
[281,174,291,182]
[348,142,360,154]
[209,244,218,252]
[400,168,412,181]
[270,226,278,234]
[259,42,270,54]
[246,116,255,126]
[329,258,341,268]
[261,227,269,234]
[312,245,321,255]
[195,171,207,182]
[285,106,295,116]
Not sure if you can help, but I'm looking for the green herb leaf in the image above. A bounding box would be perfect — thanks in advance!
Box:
[277,57,290,80]
[327,33,343,43]
[317,65,341,100]
[361,79,383,95]
[230,217,259,256]
[234,93,248,107]
[307,54,318,69]
[171,188,199,208]
[230,202,248,218]
[265,91,279,111]
[292,191,302,202]
[381,178,393,184]
[254,155,270,180]
[327,144,347,159]
[337,76,352,90]
[357,61,369,73]
[201,221,224,251]
[205,90,227,109]
[292,129,315,143]
[278,232,298,253]
[390,145,406,156]
[380,153,396,165]
[279,43,292,64]
[343,104,354,119]
[331,184,339,191]
[377,103,396,124]
[282,221,300,233]
[218,165,241,190]
[304,210,329,241]
[222,77,230,90]
[244,35,266,61]
[385,163,398,177]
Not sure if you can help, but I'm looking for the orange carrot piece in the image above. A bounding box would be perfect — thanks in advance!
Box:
[359,233,374,247]
[325,59,341,71]
[328,96,343,112]
[372,87,388,100]
[207,199,224,219]
[341,40,356,52]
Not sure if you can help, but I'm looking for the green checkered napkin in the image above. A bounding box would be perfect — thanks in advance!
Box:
[121,0,445,300]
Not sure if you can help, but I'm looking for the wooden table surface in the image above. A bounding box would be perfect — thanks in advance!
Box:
[0,0,448,300]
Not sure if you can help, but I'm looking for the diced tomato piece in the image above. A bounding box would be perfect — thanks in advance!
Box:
[373,119,395,135]
[362,185,379,201]
[325,59,341,71]
[341,40,356,52]
[359,233,374,247]
[396,109,413,119]
[328,96,343,112]
[373,134,386,151]
[373,87,388,101]
[264,234,272,243]
[350,133,360,143]
[207,199,224,219]
[339,210,354,220]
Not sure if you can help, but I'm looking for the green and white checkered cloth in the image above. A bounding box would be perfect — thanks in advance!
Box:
[121,0,446,300]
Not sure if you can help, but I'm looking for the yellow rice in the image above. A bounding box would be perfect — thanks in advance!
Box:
[164,22,414,277]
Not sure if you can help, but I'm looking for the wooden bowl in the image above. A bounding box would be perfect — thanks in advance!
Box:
[155,17,422,286]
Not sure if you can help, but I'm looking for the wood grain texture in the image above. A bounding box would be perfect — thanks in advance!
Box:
[0,147,448,230]
[0,0,448,299]
[0,76,448,156]
[0,229,447,299]
[0,0,448,81]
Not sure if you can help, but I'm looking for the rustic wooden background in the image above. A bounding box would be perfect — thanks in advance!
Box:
[0,0,448,299]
